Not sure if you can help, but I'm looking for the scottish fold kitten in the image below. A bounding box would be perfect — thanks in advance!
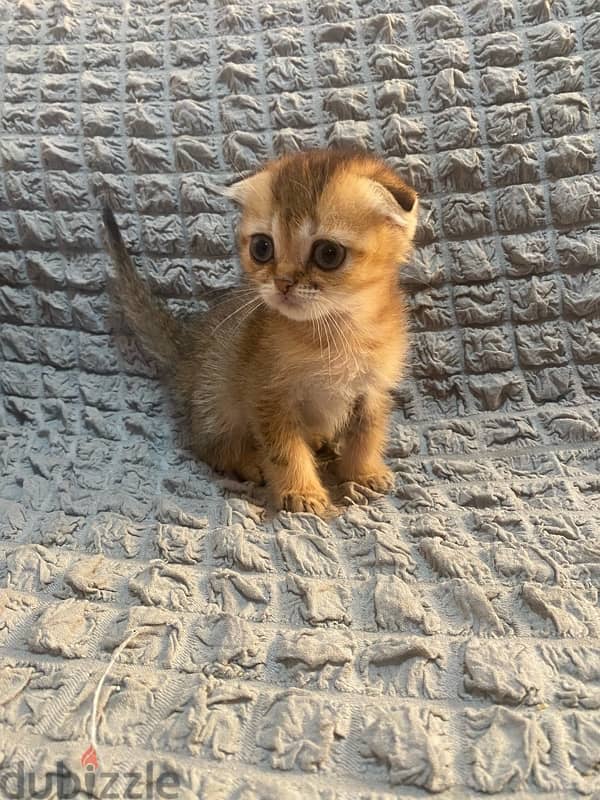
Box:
[104,148,418,515]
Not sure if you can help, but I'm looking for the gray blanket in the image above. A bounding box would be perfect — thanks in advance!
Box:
[1,0,599,797]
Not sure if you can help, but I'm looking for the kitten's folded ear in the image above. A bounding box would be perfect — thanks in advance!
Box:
[217,171,271,206]
[368,171,419,238]
[381,179,418,215]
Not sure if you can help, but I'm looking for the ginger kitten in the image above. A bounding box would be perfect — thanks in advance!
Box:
[103,148,419,515]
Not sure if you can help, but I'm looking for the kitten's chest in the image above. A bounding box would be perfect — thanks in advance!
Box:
[298,366,374,438]
[291,323,404,437]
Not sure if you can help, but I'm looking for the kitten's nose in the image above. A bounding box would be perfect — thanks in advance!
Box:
[274,275,295,295]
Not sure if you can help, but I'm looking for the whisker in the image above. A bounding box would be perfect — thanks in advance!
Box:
[320,313,336,378]
[231,297,264,335]
[214,302,263,343]
[314,309,332,381]
[212,294,263,334]
[204,289,258,313]
[328,312,359,372]
[201,282,257,296]
[310,309,321,350]
[197,284,249,296]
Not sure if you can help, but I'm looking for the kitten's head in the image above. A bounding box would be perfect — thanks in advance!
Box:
[224,149,419,321]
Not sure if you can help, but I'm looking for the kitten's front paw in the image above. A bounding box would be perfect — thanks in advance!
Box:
[279,488,331,516]
[337,463,394,493]
[337,467,395,503]
[355,468,395,493]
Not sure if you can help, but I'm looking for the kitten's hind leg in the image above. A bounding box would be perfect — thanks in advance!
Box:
[190,420,264,484]
[229,444,265,484]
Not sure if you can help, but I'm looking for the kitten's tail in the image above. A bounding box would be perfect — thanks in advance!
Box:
[102,204,185,369]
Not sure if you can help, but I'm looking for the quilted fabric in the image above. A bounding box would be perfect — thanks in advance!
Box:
[1,0,600,796]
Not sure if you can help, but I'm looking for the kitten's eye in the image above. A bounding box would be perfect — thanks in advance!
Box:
[311,239,346,271]
[250,234,274,263]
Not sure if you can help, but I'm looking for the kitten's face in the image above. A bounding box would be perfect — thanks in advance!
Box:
[226,150,419,322]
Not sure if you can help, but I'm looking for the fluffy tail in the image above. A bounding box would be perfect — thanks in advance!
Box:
[102,205,185,369]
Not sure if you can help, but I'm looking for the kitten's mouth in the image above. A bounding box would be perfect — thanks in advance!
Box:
[277,292,302,307]
[265,289,314,321]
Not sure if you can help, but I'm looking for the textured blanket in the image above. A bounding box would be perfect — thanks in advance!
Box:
[1,0,599,797]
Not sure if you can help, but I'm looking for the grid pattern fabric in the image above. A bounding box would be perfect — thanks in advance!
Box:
[0,0,599,797]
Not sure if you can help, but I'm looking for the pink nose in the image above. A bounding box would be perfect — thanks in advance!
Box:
[274,276,295,295]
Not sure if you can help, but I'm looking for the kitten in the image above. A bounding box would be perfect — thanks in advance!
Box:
[103,148,418,515]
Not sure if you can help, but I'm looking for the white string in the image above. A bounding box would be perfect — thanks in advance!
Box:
[89,629,140,751]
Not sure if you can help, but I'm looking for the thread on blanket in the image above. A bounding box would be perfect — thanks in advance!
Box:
[89,629,140,751]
